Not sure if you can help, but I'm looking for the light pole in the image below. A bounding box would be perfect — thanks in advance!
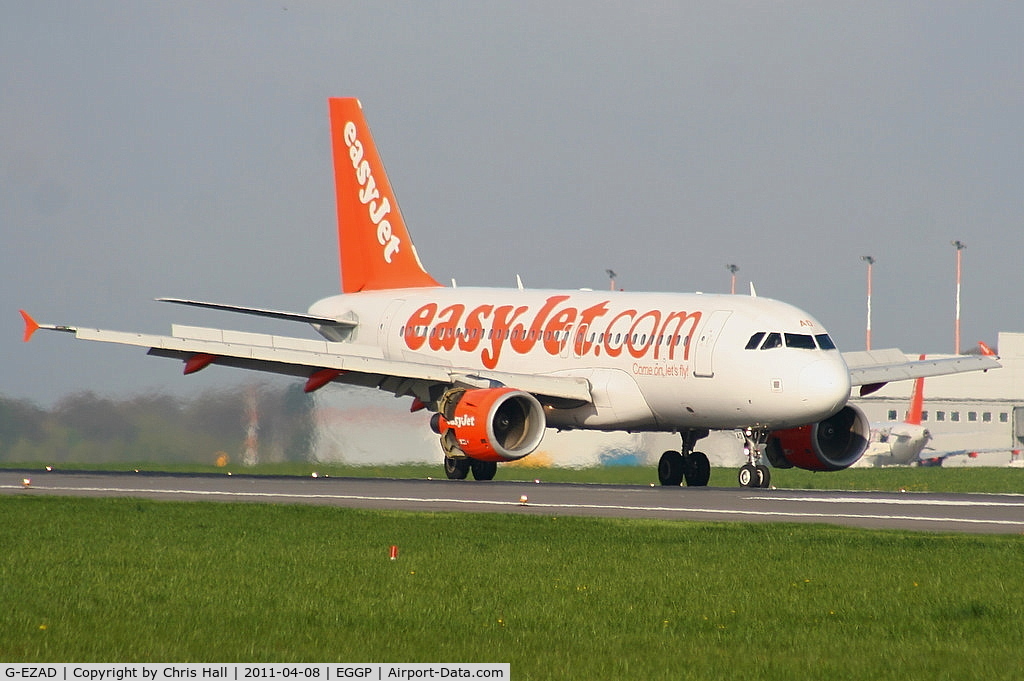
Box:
[861,256,875,351]
[726,264,739,295]
[952,240,966,354]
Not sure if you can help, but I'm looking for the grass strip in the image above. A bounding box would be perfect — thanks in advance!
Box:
[1,496,1022,680]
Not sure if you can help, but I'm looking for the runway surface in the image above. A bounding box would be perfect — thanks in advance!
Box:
[3,470,1024,534]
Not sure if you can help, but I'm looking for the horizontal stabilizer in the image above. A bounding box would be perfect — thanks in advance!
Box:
[19,309,76,342]
[157,298,356,328]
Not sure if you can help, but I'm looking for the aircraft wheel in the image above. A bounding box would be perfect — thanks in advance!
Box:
[658,451,684,486]
[444,456,470,480]
[755,464,771,489]
[470,459,497,481]
[684,451,711,487]
[738,464,758,488]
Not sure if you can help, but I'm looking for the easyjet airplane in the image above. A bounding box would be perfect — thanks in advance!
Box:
[21,98,1000,487]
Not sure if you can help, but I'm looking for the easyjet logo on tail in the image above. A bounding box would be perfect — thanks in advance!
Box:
[343,120,401,264]
[329,98,440,292]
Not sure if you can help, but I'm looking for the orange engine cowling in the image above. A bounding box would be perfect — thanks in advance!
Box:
[765,405,870,471]
[436,388,546,462]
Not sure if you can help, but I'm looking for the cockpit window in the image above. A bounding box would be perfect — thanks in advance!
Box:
[784,333,816,350]
[746,330,838,351]
[745,332,765,350]
[760,332,783,350]
[815,334,837,350]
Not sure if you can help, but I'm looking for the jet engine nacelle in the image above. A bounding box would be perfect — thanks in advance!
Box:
[433,388,546,462]
[765,405,870,471]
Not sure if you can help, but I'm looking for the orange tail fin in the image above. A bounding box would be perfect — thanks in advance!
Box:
[328,98,440,293]
[905,354,926,425]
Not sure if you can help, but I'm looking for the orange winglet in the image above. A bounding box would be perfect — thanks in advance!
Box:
[20,310,40,343]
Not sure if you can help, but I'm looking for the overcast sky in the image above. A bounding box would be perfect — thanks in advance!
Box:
[4,2,1022,407]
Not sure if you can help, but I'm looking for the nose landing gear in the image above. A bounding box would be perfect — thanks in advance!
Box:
[738,428,772,488]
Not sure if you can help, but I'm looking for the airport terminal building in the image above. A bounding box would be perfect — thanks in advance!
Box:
[851,331,1024,466]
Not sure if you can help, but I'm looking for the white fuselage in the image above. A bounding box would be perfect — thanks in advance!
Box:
[308,287,852,434]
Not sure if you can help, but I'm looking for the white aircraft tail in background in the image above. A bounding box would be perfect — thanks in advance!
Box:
[21,98,1001,487]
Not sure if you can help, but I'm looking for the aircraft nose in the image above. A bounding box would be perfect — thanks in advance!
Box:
[799,358,851,415]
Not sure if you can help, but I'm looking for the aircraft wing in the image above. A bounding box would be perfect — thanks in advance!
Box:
[916,447,1021,467]
[843,348,1000,393]
[22,314,592,405]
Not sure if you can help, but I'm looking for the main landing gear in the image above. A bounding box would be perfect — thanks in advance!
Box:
[433,405,499,481]
[738,428,772,489]
[443,456,497,481]
[658,428,774,488]
[658,429,711,487]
